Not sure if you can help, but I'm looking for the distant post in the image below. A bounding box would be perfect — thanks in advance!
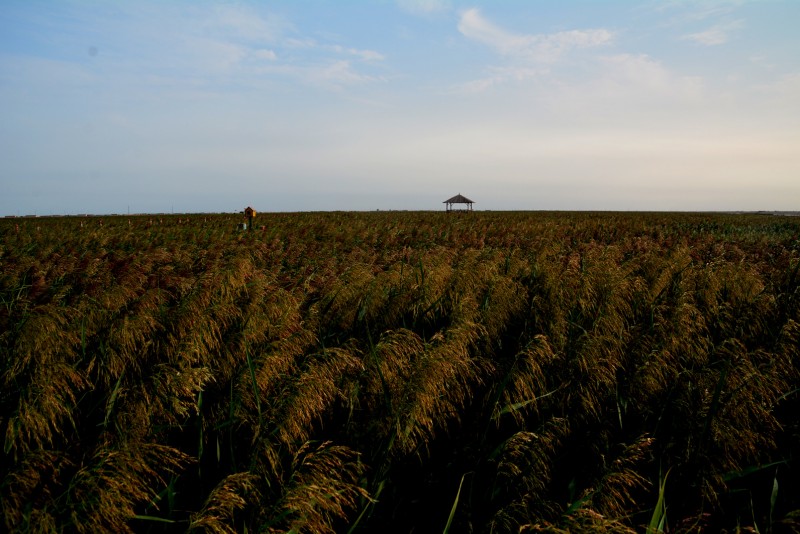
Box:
[244,206,256,231]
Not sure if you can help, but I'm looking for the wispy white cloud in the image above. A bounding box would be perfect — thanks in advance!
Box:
[202,4,289,43]
[681,19,743,45]
[453,8,613,93]
[118,4,385,91]
[652,1,750,47]
[186,38,249,72]
[284,37,318,49]
[652,0,749,21]
[266,40,385,89]
[450,65,547,94]
[397,0,451,16]
[594,53,704,99]
[252,49,277,61]
[458,8,613,62]
[326,45,385,62]
[189,7,387,89]
[311,60,384,87]
[250,59,386,91]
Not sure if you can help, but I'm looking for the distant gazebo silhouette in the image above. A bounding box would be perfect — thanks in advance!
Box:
[444,194,474,212]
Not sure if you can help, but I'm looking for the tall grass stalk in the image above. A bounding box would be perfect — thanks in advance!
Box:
[648,468,671,534]
[443,473,469,534]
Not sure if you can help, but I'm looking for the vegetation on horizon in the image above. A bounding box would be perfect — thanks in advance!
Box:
[1,211,798,532]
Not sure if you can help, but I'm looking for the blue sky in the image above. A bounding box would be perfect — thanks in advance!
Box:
[1,0,798,214]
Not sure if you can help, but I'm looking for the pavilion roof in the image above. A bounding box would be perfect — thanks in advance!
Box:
[443,194,474,204]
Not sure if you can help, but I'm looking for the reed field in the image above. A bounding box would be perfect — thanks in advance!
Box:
[1,211,798,533]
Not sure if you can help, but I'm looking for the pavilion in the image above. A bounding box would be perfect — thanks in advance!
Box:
[443,194,474,212]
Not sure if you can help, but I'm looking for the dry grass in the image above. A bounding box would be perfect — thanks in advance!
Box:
[1,211,797,532]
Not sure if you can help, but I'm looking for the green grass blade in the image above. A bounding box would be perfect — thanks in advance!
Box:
[770,470,779,527]
[133,514,177,524]
[493,386,563,420]
[443,473,469,534]
[648,467,671,533]
[103,372,124,428]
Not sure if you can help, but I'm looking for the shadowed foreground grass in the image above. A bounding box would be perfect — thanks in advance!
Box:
[1,211,798,532]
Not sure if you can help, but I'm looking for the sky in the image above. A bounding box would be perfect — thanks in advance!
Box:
[1,0,798,214]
